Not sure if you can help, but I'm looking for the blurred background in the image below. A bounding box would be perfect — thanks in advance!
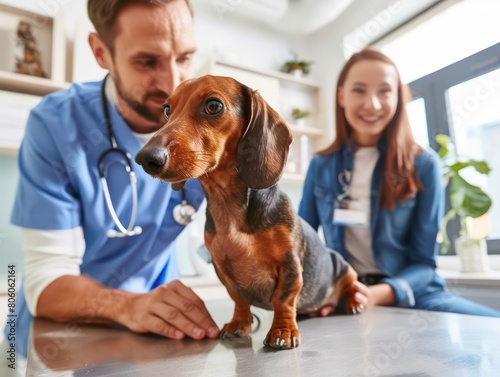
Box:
[0,0,499,279]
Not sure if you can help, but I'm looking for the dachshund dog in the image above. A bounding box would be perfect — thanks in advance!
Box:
[135,75,363,349]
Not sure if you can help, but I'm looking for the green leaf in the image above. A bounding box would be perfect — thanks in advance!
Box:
[291,108,310,119]
[467,160,491,175]
[450,175,492,218]
[435,134,450,158]
[450,160,491,175]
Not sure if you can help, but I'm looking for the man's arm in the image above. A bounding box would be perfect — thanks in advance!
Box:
[37,275,220,340]
[24,228,219,340]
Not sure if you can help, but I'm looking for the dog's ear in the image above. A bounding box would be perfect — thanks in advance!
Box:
[237,86,293,189]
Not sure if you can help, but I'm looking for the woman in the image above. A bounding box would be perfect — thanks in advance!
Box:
[298,48,499,316]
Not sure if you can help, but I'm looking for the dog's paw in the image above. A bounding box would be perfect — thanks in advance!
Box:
[263,326,300,350]
[220,321,252,339]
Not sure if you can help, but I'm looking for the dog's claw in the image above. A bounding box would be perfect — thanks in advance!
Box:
[220,329,246,339]
[264,333,299,349]
[264,335,270,346]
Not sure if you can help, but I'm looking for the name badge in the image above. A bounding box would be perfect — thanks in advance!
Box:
[333,200,368,227]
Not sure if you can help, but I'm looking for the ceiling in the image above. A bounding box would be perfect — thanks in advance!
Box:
[193,0,355,35]
[192,0,442,37]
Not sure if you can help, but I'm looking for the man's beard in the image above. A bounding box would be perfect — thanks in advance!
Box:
[114,71,167,125]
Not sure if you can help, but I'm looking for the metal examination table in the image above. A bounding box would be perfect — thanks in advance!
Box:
[6,299,500,376]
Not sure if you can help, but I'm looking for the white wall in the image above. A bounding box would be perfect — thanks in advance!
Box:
[40,0,314,83]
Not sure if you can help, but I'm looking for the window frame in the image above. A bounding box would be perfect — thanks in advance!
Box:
[408,42,500,255]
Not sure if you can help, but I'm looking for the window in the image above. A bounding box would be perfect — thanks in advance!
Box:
[446,66,500,241]
[405,97,429,148]
[373,0,500,254]
[378,0,500,84]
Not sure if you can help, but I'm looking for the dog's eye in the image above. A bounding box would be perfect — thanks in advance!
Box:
[163,105,171,120]
[205,99,223,115]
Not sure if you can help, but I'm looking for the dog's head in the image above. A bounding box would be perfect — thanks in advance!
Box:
[135,75,293,190]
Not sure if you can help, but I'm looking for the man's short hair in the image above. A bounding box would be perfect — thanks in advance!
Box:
[87,0,193,53]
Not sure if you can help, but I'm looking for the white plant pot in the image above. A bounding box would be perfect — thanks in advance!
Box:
[289,68,303,79]
[455,237,489,272]
[294,118,306,128]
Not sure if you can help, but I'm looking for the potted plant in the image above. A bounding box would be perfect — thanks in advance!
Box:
[436,134,492,272]
[281,51,313,78]
[291,108,311,128]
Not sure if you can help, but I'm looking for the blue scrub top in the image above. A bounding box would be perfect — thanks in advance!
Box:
[11,79,205,302]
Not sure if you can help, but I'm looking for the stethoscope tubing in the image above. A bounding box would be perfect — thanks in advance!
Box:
[100,75,142,238]
[99,75,195,237]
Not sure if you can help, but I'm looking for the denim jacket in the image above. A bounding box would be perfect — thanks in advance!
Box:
[298,143,446,307]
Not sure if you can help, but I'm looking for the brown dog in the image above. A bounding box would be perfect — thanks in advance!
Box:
[135,75,363,349]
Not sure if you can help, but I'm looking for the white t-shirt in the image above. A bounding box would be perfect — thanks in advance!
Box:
[344,147,384,275]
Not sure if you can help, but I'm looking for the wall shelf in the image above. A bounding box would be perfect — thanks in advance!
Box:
[0,4,71,155]
[210,59,322,90]
[288,125,324,137]
[0,71,69,97]
[281,173,306,183]
[0,87,45,156]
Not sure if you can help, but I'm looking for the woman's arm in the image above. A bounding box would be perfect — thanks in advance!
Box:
[298,157,320,230]
[380,150,444,307]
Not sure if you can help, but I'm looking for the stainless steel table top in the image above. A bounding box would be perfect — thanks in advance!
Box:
[4,299,500,376]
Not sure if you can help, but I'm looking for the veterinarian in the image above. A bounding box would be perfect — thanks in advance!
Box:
[6,0,221,345]
[299,48,500,317]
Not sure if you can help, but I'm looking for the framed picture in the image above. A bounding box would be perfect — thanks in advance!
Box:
[0,3,65,83]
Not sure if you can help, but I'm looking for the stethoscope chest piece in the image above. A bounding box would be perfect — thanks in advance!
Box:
[173,200,197,225]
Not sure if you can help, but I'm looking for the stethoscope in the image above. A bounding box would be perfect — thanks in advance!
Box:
[98,75,196,238]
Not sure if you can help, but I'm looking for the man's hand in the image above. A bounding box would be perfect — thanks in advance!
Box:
[119,280,220,340]
[37,276,220,340]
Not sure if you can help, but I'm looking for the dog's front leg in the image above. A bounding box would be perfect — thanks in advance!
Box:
[220,291,253,338]
[265,262,303,349]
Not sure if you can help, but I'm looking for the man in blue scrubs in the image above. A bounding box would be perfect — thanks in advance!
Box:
[8,0,220,342]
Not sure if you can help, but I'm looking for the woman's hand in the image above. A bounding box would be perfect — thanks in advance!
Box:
[366,283,395,306]
[305,280,369,318]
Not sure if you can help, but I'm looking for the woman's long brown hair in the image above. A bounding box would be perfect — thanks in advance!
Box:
[318,48,422,210]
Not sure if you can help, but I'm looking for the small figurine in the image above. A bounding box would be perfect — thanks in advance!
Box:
[15,20,47,78]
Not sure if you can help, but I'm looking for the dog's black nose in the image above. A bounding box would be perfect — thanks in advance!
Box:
[135,147,167,175]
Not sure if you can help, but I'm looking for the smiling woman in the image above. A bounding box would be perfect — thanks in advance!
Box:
[298,48,500,317]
